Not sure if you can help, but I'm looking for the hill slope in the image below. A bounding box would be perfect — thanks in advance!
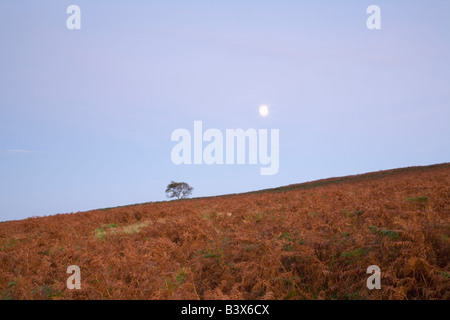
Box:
[1,163,449,300]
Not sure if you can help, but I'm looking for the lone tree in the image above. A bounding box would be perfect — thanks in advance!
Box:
[165,181,193,200]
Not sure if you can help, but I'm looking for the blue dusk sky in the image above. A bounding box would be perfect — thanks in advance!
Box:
[1,1,449,221]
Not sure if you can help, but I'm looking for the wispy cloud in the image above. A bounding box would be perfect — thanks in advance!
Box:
[4,149,35,154]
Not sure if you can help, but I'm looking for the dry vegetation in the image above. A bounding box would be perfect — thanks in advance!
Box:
[0,164,449,300]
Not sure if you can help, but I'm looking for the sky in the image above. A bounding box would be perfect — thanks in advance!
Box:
[1,1,449,222]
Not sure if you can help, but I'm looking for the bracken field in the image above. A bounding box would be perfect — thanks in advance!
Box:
[0,163,449,300]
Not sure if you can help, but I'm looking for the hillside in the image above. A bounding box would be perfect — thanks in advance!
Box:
[0,163,449,300]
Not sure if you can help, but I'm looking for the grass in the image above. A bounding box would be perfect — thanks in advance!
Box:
[194,248,223,260]
[407,196,429,203]
[243,244,257,251]
[37,248,57,256]
[368,226,378,234]
[94,228,107,241]
[367,226,401,240]
[256,212,263,222]
[95,223,117,240]
[103,223,118,228]
[164,268,190,293]
[342,209,365,218]
[175,268,188,284]
[277,231,304,251]
[284,289,300,300]
[341,248,369,264]
[95,223,118,240]
[329,253,337,269]
[379,229,401,240]
[30,285,63,299]
[205,251,221,259]
[1,239,16,252]
[342,291,366,300]
[94,222,148,239]
[341,248,366,258]
[278,232,292,241]
[341,209,352,218]
[122,222,147,235]
[202,213,212,220]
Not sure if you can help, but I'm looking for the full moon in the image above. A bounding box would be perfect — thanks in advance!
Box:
[259,105,269,117]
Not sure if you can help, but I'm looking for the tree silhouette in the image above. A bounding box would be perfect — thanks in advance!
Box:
[165,181,193,200]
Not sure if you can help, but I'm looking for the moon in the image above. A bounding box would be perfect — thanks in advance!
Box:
[259,105,269,117]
